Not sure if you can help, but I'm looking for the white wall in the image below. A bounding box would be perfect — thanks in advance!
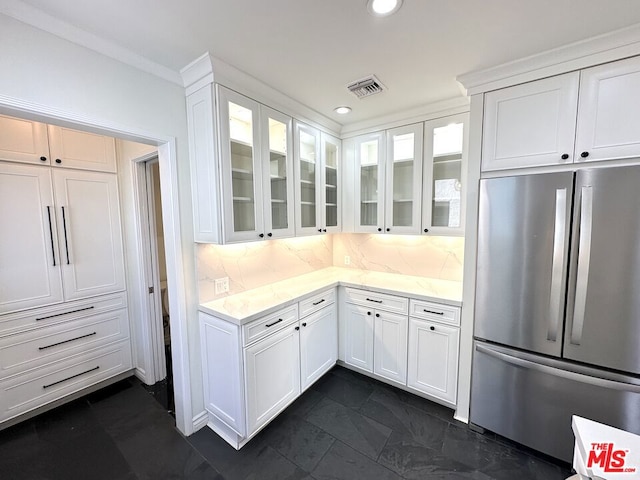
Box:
[0,14,204,432]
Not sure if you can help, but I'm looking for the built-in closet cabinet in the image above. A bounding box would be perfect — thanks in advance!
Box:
[0,115,49,165]
[482,55,640,171]
[422,113,468,235]
[218,87,295,243]
[354,124,423,234]
[294,122,341,235]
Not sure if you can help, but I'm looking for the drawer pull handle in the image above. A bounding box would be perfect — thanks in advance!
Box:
[423,309,444,315]
[36,306,95,321]
[312,299,325,306]
[39,332,97,351]
[366,298,383,303]
[43,366,99,389]
[265,319,283,328]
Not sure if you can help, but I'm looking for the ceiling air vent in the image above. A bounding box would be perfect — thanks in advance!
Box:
[347,75,386,99]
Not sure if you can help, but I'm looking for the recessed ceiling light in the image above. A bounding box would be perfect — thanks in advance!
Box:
[367,0,403,17]
[334,106,352,115]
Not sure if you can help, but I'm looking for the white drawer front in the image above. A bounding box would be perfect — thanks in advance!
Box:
[0,292,127,336]
[0,308,129,376]
[242,305,298,347]
[0,341,132,423]
[299,289,336,318]
[344,288,408,315]
[409,299,460,326]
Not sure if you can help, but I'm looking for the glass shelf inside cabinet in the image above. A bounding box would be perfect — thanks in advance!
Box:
[268,118,289,230]
[431,123,463,228]
[229,102,256,232]
[360,140,379,227]
[391,132,415,228]
[324,140,339,229]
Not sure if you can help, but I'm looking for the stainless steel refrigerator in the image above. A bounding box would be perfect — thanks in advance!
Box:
[471,165,640,462]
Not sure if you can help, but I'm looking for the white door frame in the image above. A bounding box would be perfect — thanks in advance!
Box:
[0,95,194,435]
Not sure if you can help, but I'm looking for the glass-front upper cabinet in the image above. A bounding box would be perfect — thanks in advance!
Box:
[354,132,385,233]
[261,106,294,239]
[294,121,322,235]
[321,132,341,233]
[385,124,423,235]
[218,86,295,243]
[422,113,469,235]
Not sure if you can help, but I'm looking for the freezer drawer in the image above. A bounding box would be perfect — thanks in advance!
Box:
[470,341,640,462]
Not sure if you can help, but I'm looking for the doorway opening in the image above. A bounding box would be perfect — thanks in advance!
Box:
[139,156,174,414]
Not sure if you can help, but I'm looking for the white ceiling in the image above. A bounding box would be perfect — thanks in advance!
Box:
[9,0,640,126]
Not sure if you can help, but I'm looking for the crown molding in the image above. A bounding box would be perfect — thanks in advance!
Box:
[0,0,183,86]
[180,52,342,136]
[457,23,640,95]
[340,96,469,138]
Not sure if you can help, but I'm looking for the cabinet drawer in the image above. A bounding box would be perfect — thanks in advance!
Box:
[0,308,129,376]
[0,292,127,336]
[409,300,460,326]
[344,288,408,315]
[242,305,298,347]
[299,289,336,318]
[0,341,132,423]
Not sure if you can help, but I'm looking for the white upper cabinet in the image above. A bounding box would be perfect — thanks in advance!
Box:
[218,87,295,243]
[354,125,423,234]
[385,124,423,235]
[52,169,126,301]
[354,131,385,233]
[47,126,117,173]
[575,56,640,163]
[422,114,468,235]
[321,132,341,234]
[482,72,579,171]
[0,116,50,166]
[0,163,63,314]
[294,121,322,235]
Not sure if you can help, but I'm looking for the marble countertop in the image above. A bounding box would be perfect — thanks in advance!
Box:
[199,267,463,325]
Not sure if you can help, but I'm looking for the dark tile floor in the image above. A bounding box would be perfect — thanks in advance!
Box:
[0,366,573,480]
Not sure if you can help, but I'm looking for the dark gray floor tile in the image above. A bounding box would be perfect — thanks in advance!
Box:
[479,447,572,480]
[224,445,309,480]
[378,431,493,479]
[262,414,335,471]
[306,397,391,460]
[312,441,401,480]
[34,398,102,442]
[282,388,324,419]
[185,460,225,480]
[311,370,374,409]
[359,388,448,449]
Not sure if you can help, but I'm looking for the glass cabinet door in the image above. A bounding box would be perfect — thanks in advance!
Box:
[218,87,264,242]
[422,113,468,235]
[294,122,321,235]
[385,124,423,234]
[355,132,385,233]
[321,132,341,233]
[261,106,294,239]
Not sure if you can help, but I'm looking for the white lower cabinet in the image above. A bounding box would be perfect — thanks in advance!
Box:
[245,323,300,435]
[374,311,408,385]
[342,303,374,372]
[407,318,459,405]
[200,288,337,449]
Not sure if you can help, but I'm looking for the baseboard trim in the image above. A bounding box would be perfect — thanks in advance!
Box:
[191,410,209,432]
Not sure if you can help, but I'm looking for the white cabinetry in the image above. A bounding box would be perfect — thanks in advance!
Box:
[482,55,640,171]
[47,126,117,173]
[218,87,295,243]
[343,288,409,384]
[354,125,423,234]
[422,114,468,235]
[199,288,337,448]
[0,115,49,165]
[407,300,460,405]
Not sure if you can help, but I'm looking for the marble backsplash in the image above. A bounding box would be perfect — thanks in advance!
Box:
[197,233,464,303]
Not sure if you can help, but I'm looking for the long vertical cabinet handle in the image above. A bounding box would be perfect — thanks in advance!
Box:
[46,206,56,266]
[571,186,593,345]
[61,206,70,265]
[548,188,567,342]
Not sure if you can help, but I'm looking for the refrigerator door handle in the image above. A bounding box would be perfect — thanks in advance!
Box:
[571,186,593,345]
[476,344,640,393]
[548,188,567,342]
